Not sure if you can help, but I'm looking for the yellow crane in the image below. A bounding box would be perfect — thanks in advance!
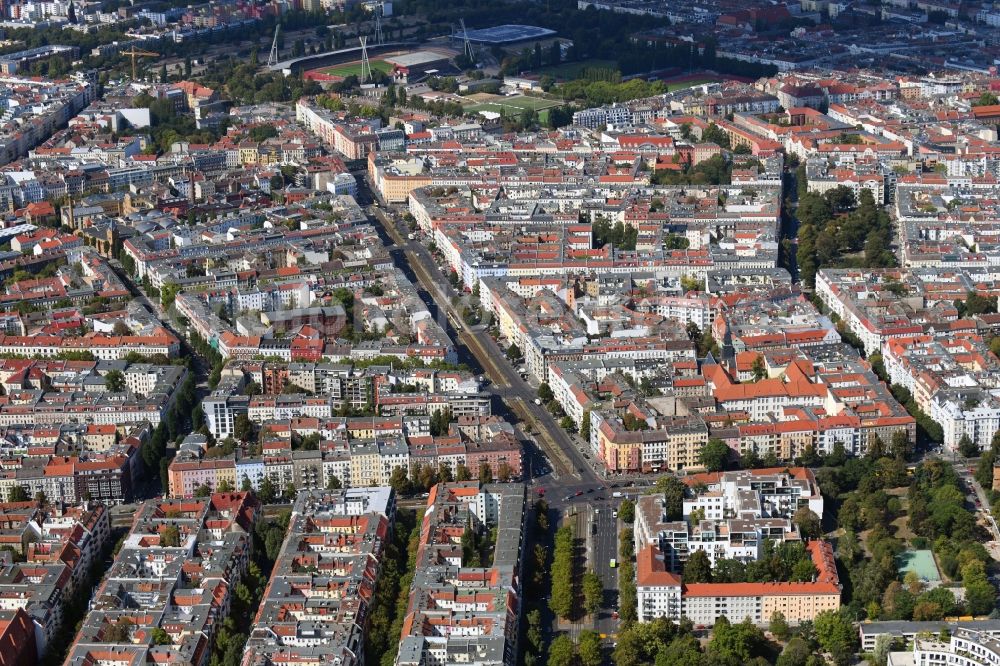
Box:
[120,47,159,80]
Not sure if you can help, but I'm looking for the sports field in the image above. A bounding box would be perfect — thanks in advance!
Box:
[897,549,942,582]
[665,76,717,91]
[465,93,562,115]
[318,59,393,78]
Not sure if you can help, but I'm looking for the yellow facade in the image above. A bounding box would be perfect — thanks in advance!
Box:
[663,431,704,470]
[349,453,380,487]
[381,173,432,204]
[761,592,840,624]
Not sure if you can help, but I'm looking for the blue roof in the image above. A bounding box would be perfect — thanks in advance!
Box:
[461,24,556,44]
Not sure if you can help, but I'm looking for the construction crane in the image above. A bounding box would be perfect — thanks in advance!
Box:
[120,47,159,81]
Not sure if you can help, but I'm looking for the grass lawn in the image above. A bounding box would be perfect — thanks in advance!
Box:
[320,59,392,78]
[535,58,618,80]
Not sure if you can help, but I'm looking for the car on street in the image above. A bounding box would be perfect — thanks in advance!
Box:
[575,490,583,496]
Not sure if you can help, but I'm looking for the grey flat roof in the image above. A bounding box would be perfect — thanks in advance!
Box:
[385,50,450,67]
[861,620,1000,635]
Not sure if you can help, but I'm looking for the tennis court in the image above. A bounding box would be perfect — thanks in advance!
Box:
[898,550,941,582]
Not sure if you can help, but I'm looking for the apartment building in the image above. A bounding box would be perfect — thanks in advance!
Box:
[243,487,395,666]
[633,468,839,625]
[0,501,109,659]
[635,533,840,626]
[887,629,1000,666]
[64,493,260,666]
[883,334,1000,452]
[396,482,525,666]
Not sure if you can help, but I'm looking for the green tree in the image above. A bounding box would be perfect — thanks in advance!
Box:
[708,617,766,663]
[389,466,411,495]
[751,354,767,381]
[653,476,687,520]
[797,192,833,227]
[890,430,913,460]
[958,434,979,458]
[814,610,857,666]
[618,498,635,524]
[7,485,28,502]
[537,382,554,402]
[151,627,171,645]
[506,343,522,361]
[549,525,576,619]
[160,282,181,310]
[871,634,893,666]
[104,369,126,392]
[234,414,252,442]
[577,630,602,666]
[702,123,731,148]
[104,617,133,643]
[456,464,471,482]
[682,549,712,583]
[975,91,1000,107]
[962,560,996,615]
[769,610,790,641]
[547,635,576,666]
[160,525,180,547]
[193,483,212,498]
[583,570,603,615]
[258,476,277,504]
[700,438,730,471]
[793,507,822,539]
[776,636,812,666]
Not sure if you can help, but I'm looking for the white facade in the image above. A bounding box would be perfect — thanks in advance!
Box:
[888,630,1000,666]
